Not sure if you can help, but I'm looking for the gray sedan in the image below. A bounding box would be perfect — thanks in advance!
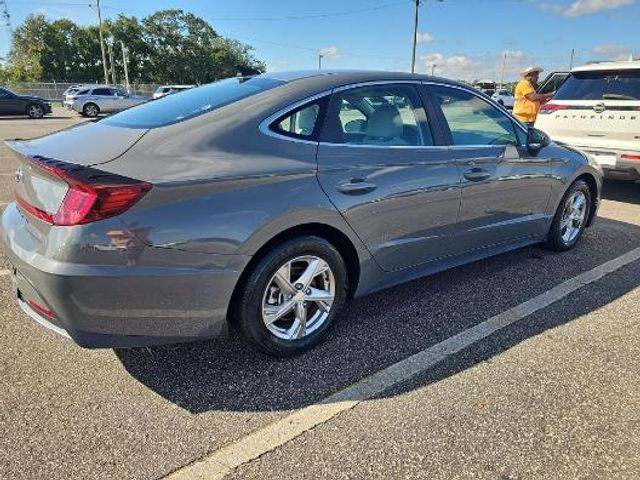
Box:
[1,71,602,356]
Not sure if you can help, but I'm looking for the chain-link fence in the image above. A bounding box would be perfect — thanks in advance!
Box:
[5,82,161,102]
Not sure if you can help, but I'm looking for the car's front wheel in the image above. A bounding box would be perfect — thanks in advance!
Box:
[82,103,99,117]
[26,103,45,119]
[236,236,348,356]
[546,179,592,251]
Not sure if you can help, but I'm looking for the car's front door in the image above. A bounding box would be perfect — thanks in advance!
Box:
[427,84,552,251]
[0,88,23,114]
[316,83,462,271]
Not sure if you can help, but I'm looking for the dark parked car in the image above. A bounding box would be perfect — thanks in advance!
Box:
[0,87,52,118]
[1,71,602,356]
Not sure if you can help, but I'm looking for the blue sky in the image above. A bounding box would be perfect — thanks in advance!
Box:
[2,0,639,81]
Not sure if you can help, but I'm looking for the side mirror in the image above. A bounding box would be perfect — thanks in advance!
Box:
[527,127,550,154]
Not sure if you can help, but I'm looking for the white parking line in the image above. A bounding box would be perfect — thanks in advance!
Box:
[165,246,640,480]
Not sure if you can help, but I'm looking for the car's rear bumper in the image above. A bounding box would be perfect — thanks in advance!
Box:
[1,203,243,348]
[560,145,640,180]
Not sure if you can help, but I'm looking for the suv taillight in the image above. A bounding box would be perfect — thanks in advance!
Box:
[15,157,151,226]
[539,103,569,114]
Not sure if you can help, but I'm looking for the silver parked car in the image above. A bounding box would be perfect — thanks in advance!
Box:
[1,71,602,356]
[152,85,196,99]
[70,86,146,117]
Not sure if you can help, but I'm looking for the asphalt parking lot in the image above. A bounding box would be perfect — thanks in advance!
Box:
[1,109,639,480]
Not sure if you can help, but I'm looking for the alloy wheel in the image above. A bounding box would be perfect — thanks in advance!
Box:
[28,105,44,119]
[560,190,587,244]
[261,255,335,341]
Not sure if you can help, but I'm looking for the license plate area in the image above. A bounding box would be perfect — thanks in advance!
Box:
[587,151,617,167]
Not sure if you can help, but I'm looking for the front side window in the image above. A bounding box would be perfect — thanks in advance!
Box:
[104,77,284,129]
[554,70,640,100]
[273,102,323,139]
[432,86,518,146]
[324,84,432,147]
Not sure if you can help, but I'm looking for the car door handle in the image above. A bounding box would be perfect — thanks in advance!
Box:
[463,168,491,182]
[336,179,377,195]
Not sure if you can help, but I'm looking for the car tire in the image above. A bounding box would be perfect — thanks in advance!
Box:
[546,179,592,252]
[82,103,100,117]
[26,103,45,119]
[235,236,348,357]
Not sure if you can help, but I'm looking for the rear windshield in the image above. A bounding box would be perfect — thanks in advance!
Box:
[554,70,640,101]
[103,77,284,129]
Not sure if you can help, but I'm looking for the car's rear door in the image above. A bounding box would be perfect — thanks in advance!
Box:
[91,88,115,112]
[535,69,640,159]
[316,82,462,271]
[427,83,552,251]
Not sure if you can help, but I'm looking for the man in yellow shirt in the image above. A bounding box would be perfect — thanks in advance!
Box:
[513,66,554,127]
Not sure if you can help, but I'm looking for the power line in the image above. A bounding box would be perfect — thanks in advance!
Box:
[98,0,409,21]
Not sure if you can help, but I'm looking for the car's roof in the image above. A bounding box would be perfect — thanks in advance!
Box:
[572,60,640,73]
[257,69,467,90]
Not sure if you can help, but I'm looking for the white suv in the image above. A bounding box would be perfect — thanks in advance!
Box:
[535,60,640,180]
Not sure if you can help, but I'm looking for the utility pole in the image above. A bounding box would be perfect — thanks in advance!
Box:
[318,54,324,70]
[121,41,130,92]
[430,63,436,75]
[95,0,109,85]
[108,41,116,85]
[499,52,507,89]
[411,0,420,73]
[569,48,575,70]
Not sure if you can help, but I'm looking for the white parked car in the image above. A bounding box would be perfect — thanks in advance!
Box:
[152,85,195,99]
[491,89,514,108]
[535,60,640,180]
[70,87,147,117]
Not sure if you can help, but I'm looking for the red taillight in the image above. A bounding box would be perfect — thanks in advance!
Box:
[621,154,640,161]
[28,299,56,319]
[539,103,569,114]
[16,157,151,226]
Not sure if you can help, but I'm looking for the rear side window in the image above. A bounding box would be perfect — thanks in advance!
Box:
[77,89,89,95]
[554,70,640,100]
[92,88,112,96]
[323,84,433,147]
[103,77,284,129]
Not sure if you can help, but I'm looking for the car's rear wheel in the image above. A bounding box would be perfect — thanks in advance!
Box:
[236,236,348,356]
[26,103,44,119]
[546,179,592,251]
[82,103,99,117]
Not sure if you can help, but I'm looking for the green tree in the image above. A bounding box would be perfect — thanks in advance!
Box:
[5,9,265,83]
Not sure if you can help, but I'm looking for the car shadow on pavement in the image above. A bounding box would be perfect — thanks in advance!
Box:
[115,217,640,414]
[603,179,640,205]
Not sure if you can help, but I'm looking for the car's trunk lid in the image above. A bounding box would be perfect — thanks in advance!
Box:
[7,121,148,167]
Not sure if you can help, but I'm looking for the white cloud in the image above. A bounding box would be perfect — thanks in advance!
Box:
[592,44,634,61]
[416,32,434,43]
[420,50,533,81]
[542,0,635,17]
[420,53,482,78]
[319,46,340,58]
